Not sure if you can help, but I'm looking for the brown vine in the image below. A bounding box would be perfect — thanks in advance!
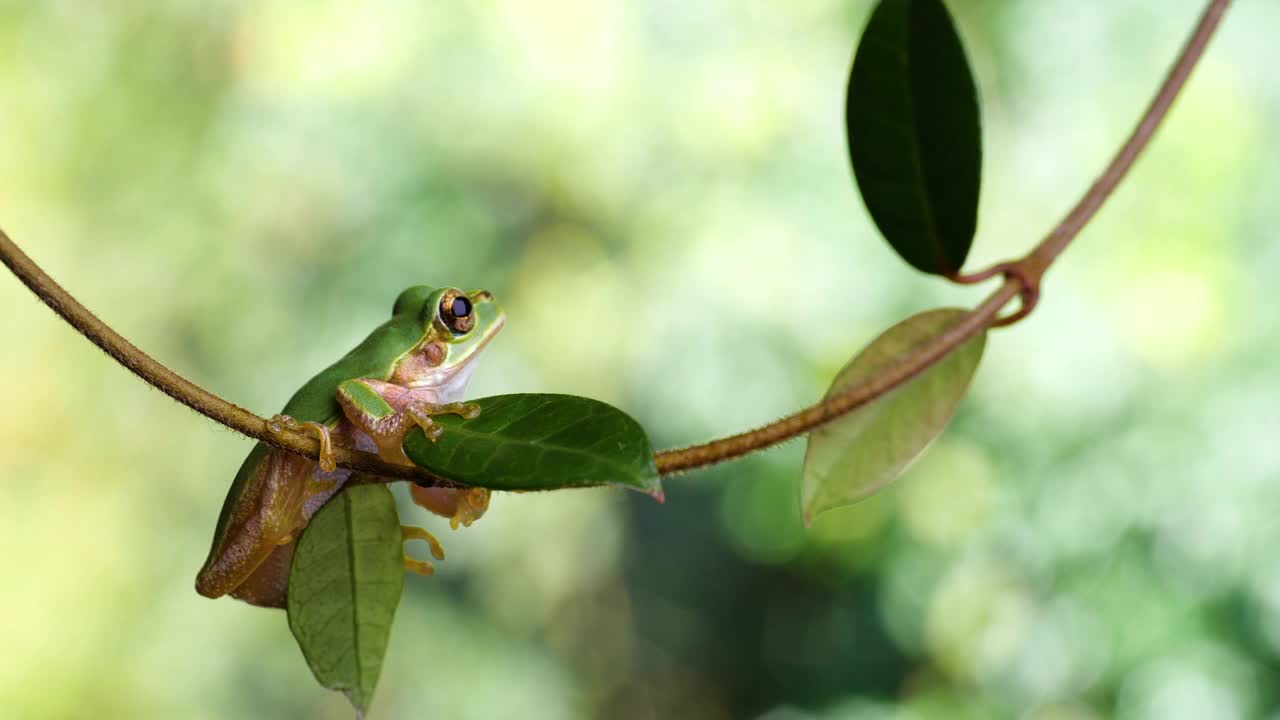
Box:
[0,0,1231,482]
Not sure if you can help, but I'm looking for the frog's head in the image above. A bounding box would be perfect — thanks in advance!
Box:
[390,286,505,397]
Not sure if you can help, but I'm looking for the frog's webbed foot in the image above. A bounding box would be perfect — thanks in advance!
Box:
[410,485,491,530]
[405,401,482,444]
[401,525,446,576]
[268,414,337,472]
[450,488,490,530]
[400,485,488,578]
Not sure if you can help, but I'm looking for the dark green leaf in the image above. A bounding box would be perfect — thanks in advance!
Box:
[403,393,662,499]
[846,0,982,275]
[802,309,985,523]
[287,484,404,715]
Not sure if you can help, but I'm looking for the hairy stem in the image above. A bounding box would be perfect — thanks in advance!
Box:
[0,230,453,487]
[0,0,1230,480]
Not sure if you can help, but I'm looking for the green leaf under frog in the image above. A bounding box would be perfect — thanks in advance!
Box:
[287,484,404,715]
[802,308,985,523]
[845,0,982,275]
[403,393,662,498]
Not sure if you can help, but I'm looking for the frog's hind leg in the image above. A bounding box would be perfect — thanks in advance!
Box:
[398,484,491,578]
[401,525,446,576]
[192,443,337,599]
[229,540,295,608]
[196,447,317,600]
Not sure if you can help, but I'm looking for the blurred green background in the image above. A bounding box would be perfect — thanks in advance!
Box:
[2,1,1278,718]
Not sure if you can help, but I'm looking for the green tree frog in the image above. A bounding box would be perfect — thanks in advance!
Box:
[196,286,504,608]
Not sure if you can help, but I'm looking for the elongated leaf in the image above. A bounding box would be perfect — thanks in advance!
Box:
[846,0,982,275]
[802,309,984,523]
[287,484,404,714]
[404,393,662,499]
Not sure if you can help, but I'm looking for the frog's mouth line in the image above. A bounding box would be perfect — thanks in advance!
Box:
[406,313,505,389]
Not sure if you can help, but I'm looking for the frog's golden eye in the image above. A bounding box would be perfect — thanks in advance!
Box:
[439,290,474,335]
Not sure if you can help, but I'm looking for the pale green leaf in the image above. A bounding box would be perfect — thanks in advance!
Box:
[287,484,404,714]
[802,308,985,523]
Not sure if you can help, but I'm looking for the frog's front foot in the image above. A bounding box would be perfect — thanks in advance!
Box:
[406,401,481,444]
[401,525,446,576]
[268,414,337,472]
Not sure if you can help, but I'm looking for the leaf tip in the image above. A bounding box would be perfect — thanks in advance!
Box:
[345,690,369,716]
[801,498,835,528]
[638,481,665,503]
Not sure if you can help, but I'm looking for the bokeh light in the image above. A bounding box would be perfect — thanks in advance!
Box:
[2,1,1277,718]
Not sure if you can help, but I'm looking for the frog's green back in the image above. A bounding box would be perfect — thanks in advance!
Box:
[281,313,427,424]
[199,286,437,595]
[278,285,437,424]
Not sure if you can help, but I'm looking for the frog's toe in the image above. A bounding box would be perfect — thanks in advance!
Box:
[450,488,490,530]
[300,421,337,472]
[401,524,445,577]
[406,401,480,443]
[266,413,299,434]
[404,408,445,444]
[432,400,480,420]
[310,423,337,472]
[404,558,435,576]
[409,485,491,529]
[420,419,445,443]
[402,524,445,559]
[267,415,337,472]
